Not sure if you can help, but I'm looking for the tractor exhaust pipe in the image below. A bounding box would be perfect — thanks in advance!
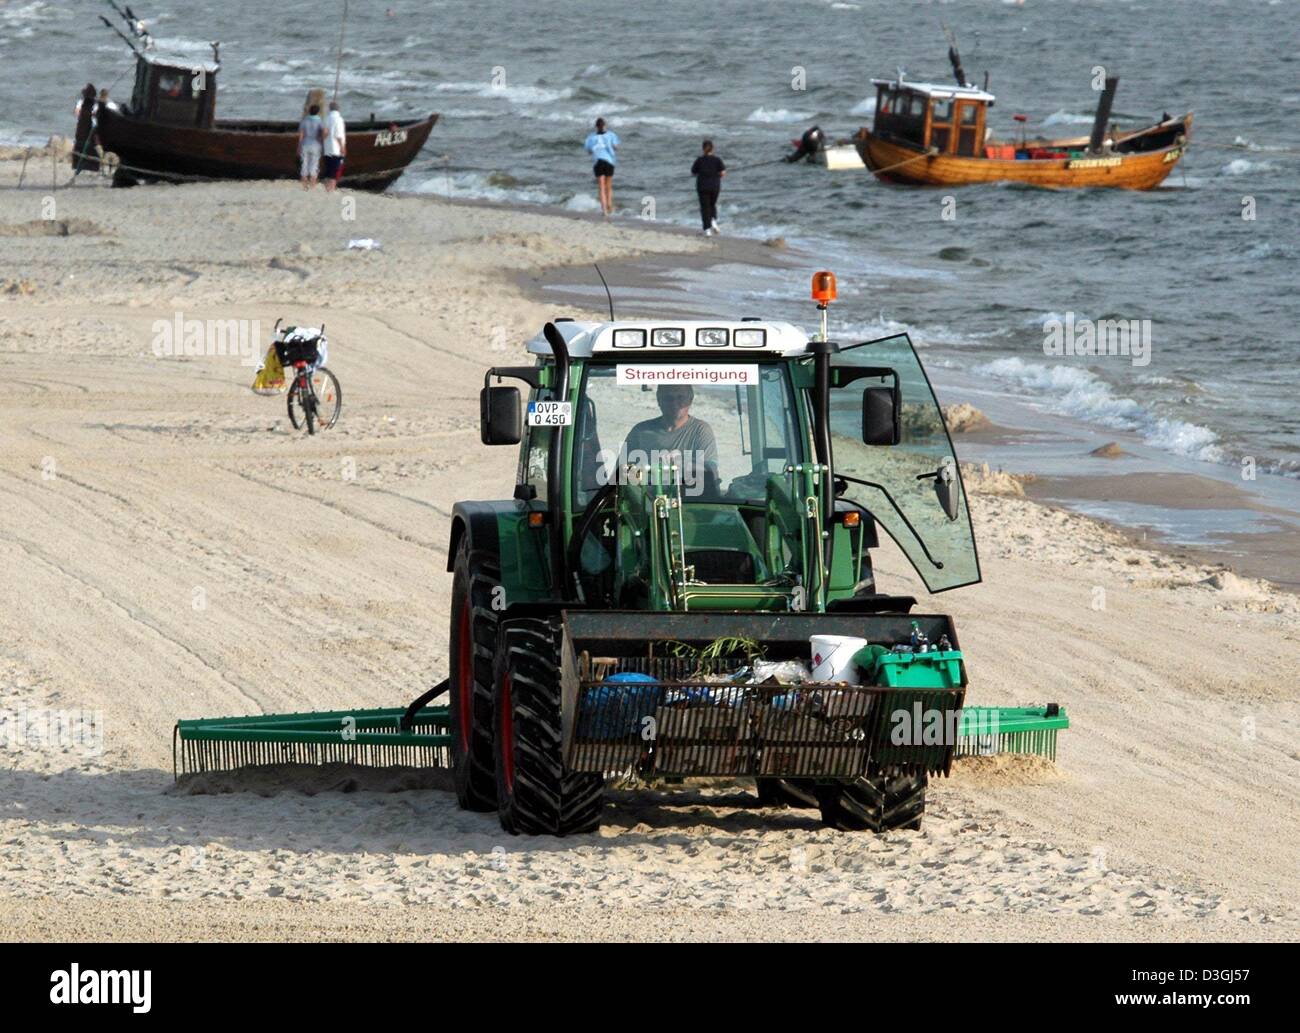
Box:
[542,322,573,597]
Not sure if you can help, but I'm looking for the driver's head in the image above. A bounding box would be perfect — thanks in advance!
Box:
[656,384,694,422]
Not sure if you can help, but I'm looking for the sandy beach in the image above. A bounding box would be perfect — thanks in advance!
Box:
[1,163,1297,942]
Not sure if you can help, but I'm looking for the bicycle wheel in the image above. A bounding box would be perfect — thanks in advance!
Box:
[286,377,308,430]
[310,367,342,430]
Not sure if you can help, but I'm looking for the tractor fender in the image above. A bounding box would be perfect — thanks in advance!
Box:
[446,502,503,571]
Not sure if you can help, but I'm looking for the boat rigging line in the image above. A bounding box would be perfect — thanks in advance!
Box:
[332,0,350,104]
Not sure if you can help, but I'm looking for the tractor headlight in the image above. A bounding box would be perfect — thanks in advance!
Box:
[733,328,767,349]
[696,327,728,347]
[651,328,684,347]
[612,329,646,348]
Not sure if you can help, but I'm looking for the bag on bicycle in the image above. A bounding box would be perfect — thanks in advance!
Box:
[251,345,286,395]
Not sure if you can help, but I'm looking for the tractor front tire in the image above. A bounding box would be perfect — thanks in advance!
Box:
[755,777,819,809]
[815,767,927,832]
[448,538,500,812]
[493,617,604,836]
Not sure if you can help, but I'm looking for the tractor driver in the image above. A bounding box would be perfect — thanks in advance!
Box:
[623,384,720,494]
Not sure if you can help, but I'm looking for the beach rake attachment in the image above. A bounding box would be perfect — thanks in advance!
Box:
[954,705,1070,761]
[173,684,452,779]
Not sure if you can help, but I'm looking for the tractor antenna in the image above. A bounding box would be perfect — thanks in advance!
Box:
[594,263,615,321]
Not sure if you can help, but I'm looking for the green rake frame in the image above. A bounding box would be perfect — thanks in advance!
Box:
[173,701,1067,779]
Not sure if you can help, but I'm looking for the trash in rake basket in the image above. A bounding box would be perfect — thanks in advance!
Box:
[578,630,970,739]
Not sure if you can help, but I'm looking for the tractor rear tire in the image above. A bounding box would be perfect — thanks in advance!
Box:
[448,537,500,812]
[815,767,927,832]
[755,777,819,809]
[493,617,605,836]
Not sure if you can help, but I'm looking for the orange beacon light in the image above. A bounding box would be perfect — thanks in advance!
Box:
[811,270,837,304]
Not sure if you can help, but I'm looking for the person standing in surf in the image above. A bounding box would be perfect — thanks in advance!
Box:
[585,118,619,216]
[691,139,726,236]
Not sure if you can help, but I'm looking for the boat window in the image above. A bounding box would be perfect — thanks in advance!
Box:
[955,100,981,156]
[931,98,953,123]
[909,94,927,118]
[151,66,204,126]
[158,70,190,99]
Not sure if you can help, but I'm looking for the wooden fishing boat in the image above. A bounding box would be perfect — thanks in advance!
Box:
[78,19,435,191]
[854,72,1189,190]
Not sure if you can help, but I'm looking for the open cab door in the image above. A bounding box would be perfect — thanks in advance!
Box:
[828,333,980,592]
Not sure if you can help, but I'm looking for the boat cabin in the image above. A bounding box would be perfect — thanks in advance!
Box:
[870,78,995,156]
[128,51,220,128]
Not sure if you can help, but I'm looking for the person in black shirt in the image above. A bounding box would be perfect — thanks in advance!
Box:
[690,140,726,236]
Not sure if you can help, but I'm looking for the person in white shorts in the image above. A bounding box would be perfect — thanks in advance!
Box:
[322,101,347,192]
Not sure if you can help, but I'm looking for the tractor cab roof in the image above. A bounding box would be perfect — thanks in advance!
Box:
[525,320,813,358]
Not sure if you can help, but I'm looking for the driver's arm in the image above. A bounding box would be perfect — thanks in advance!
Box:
[694,420,721,490]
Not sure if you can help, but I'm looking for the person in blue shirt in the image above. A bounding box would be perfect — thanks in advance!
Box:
[584,117,619,216]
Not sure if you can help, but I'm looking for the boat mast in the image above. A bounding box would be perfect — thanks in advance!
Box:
[332,0,350,102]
[1089,77,1120,153]
[942,23,966,86]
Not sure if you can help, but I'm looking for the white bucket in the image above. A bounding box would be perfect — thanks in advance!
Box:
[810,634,869,684]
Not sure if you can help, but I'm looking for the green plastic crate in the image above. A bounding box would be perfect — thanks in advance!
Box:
[873,649,965,689]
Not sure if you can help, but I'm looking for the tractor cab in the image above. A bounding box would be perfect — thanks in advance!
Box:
[478,289,980,617]
[127,49,220,127]
[870,77,994,157]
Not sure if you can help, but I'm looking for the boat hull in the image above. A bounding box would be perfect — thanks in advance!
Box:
[855,117,1190,190]
[96,110,437,191]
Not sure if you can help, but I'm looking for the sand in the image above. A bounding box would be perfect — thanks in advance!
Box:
[0,166,1297,942]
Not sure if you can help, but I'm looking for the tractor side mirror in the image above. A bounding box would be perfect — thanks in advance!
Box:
[480,385,522,445]
[862,385,901,446]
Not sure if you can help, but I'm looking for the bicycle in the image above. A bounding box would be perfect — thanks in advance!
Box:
[274,320,342,435]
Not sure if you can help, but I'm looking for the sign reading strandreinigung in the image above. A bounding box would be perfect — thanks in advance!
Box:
[617,364,760,386]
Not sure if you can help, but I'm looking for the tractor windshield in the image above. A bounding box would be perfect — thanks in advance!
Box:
[829,333,981,592]
[574,361,803,507]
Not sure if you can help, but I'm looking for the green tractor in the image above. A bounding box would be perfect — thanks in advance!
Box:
[448,278,984,836]
[176,274,1068,835]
